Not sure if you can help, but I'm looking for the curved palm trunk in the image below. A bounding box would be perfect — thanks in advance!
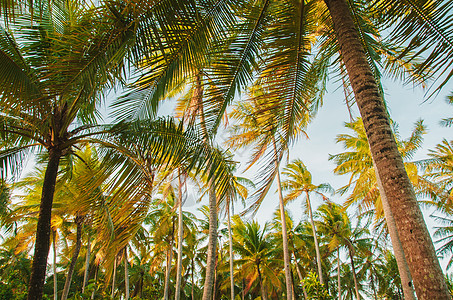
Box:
[82,235,91,293]
[347,245,360,300]
[373,158,417,300]
[61,216,83,300]
[175,174,184,300]
[53,230,58,300]
[124,247,130,300]
[294,254,308,300]
[273,139,294,300]
[28,148,62,300]
[305,191,324,285]
[324,0,450,298]
[227,204,235,300]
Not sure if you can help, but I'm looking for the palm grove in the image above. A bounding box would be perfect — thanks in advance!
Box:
[0,0,453,299]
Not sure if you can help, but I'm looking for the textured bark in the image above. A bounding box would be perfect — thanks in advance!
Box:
[373,158,417,300]
[275,156,294,300]
[306,191,323,285]
[53,230,58,300]
[28,148,62,300]
[124,248,130,300]
[201,186,217,300]
[324,0,450,298]
[227,205,235,300]
[82,235,91,293]
[61,216,83,300]
[175,174,184,300]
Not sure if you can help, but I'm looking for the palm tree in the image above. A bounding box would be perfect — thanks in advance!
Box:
[0,2,138,297]
[281,159,333,286]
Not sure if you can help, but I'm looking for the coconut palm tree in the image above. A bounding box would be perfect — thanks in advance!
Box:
[281,159,333,285]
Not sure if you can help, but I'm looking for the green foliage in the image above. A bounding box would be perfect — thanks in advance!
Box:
[301,272,333,300]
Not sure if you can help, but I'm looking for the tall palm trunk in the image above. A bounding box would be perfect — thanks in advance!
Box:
[124,247,130,300]
[175,173,184,300]
[53,230,58,300]
[196,71,218,300]
[191,258,195,300]
[227,204,235,300]
[305,191,323,285]
[272,139,294,300]
[28,148,62,300]
[62,216,83,300]
[337,248,341,300]
[346,245,360,300]
[324,0,450,298]
[373,158,416,300]
[82,235,91,293]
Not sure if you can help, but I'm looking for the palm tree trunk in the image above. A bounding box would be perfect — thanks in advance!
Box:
[273,139,294,300]
[293,253,308,300]
[196,71,218,300]
[373,158,417,300]
[191,258,195,300]
[175,173,184,300]
[61,216,83,300]
[227,204,235,300]
[28,148,62,300]
[82,234,91,293]
[257,264,267,300]
[337,248,341,300]
[164,236,174,300]
[53,230,58,300]
[124,247,130,300]
[306,191,324,285]
[347,245,360,300]
[111,254,117,299]
[324,0,450,298]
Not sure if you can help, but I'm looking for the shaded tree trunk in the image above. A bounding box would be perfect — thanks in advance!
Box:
[191,258,195,300]
[324,0,450,298]
[373,157,417,300]
[53,230,58,300]
[61,215,83,300]
[82,234,91,293]
[306,191,323,285]
[294,253,308,300]
[111,254,117,299]
[257,265,267,300]
[163,227,175,300]
[28,148,62,300]
[124,247,130,300]
[347,245,360,300]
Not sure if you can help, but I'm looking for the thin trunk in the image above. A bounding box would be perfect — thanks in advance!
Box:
[163,230,174,300]
[196,71,218,300]
[91,265,97,299]
[324,0,450,298]
[53,230,57,300]
[213,254,218,300]
[242,278,245,300]
[175,173,184,300]
[227,205,235,300]
[111,254,117,299]
[306,191,323,285]
[337,248,341,300]
[61,216,83,300]
[273,138,293,300]
[124,247,130,300]
[28,148,62,300]
[373,157,417,300]
[347,246,360,300]
[257,264,267,300]
[294,253,308,300]
[82,234,91,293]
